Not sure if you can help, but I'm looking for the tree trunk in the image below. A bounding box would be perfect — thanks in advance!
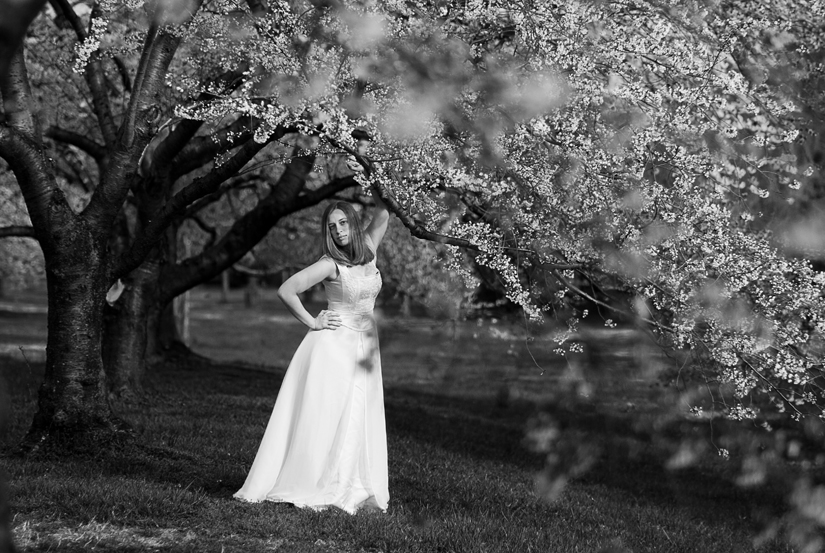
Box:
[220,270,230,303]
[153,299,186,353]
[244,276,259,307]
[102,255,160,399]
[173,290,190,344]
[21,227,126,453]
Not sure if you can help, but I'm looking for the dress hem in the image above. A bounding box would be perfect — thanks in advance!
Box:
[232,493,387,515]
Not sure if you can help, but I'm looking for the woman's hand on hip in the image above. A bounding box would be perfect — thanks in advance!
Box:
[314,310,342,330]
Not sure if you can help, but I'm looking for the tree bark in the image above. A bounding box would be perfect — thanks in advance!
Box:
[102,253,160,398]
[21,207,128,453]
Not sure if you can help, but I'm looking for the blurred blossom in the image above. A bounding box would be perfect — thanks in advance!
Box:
[150,0,199,24]
[777,217,825,260]
[338,9,386,52]
[791,480,825,526]
[379,95,441,140]
[666,440,705,470]
[523,413,559,453]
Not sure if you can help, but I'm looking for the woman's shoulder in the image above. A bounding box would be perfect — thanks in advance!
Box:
[317,255,341,278]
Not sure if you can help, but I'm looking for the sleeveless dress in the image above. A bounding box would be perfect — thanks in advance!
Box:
[233,247,388,514]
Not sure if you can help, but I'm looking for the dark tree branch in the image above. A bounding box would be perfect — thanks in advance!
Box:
[232,263,303,277]
[111,55,133,92]
[245,0,268,16]
[83,28,185,229]
[119,21,160,148]
[139,70,246,179]
[171,116,256,180]
[159,153,317,302]
[48,0,85,38]
[187,213,217,246]
[0,225,38,240]
[1,46,39,142]
[0,127,69,242]
[115,131,284,279]
[292,175,358,210]
[0,0,45,80]
[45,125,106,160]
[175,176,263,223]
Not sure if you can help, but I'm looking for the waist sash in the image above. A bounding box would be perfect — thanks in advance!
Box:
[327,308,375,331]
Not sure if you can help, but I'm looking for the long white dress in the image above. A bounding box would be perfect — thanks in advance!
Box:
[233,248,389,514]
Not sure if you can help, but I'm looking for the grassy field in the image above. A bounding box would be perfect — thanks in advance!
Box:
[0,286,794,552]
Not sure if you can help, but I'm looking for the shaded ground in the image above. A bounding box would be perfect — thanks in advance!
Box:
[0,285,797,552]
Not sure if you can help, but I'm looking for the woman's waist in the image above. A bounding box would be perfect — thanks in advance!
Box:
[326,307,375,330]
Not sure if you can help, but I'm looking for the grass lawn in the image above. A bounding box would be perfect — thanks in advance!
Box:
[0,286,794,552]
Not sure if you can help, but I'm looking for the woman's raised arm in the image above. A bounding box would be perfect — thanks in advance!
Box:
[364,192,390,249]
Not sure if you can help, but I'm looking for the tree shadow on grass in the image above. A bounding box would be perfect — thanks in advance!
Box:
[383,383,789,529]
[1,355,789,538]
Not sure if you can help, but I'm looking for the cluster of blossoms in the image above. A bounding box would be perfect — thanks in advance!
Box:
[117,0,825,422]
[72,17,109,74]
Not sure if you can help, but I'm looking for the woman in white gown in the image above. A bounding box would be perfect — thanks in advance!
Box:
[234,197,390,514]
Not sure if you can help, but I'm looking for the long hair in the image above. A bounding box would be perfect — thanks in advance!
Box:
[321,201,374,266]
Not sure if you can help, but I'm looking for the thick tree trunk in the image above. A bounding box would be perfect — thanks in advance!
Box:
[220,270,230,303]
[153,300,185,353]
[102,255,160,398]
[21,227,126,453]
[244,276,259,307]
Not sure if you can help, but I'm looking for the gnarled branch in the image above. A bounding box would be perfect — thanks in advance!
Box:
[172,116,256,180]
[159,153,316,302]
[0,126,63,235]
[115,131,285,279]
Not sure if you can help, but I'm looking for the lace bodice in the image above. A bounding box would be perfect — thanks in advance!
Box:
[322,257,382,315]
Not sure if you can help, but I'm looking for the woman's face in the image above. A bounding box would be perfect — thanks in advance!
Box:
[327,209,350,247]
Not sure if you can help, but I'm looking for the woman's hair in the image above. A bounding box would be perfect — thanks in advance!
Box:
[321,201,374,266]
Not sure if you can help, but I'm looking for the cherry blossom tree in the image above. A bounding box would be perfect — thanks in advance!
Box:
[1,0,823,460]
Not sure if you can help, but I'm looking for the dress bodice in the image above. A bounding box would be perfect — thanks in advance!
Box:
[322,257,382,316]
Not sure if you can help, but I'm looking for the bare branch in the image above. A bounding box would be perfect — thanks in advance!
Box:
[0,225,38,240]
[48,0,86,39]
[119,22,160,148]
[139,70,247,179]
[158,153,316,301]
[84,28,187,227]
[187,213,217,246]
[292,175,359,210]
[1,46,39,141]
[115,131,285,279]
[111,55,133,92]
[0,0,45,80]
[0,126,63,234]
[232,263,303,277]
[45,126,106,160]
[172,117,256,180]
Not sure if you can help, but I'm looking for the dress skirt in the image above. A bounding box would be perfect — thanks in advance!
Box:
[233,313,388,514]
